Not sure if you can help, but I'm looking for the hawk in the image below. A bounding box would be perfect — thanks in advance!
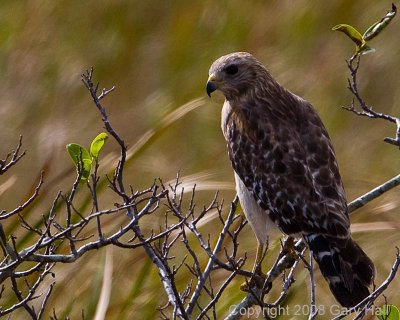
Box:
[206,52,374,308]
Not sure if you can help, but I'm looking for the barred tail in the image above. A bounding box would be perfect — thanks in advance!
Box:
[304,234,375,308]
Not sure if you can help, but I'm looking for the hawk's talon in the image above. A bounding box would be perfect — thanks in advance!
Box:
[282,236,297,258]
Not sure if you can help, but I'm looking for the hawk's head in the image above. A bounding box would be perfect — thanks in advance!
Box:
[206,52,268,101]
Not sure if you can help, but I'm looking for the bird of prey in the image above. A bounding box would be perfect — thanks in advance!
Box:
[206,52,374,308]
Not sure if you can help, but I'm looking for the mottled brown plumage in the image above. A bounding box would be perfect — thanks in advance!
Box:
[206,52,374,307]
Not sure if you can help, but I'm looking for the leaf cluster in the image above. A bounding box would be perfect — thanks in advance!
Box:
[66,132,108,182]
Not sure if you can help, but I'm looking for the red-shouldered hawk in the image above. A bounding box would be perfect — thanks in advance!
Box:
[206,52,374,308]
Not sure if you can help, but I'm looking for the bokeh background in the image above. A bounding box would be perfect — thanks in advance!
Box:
[1,1,399,319]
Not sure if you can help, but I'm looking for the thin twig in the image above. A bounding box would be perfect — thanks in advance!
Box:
[0,135,26,175]
[0,172,44,220]
[186,196,238,315]
[343,55,400,147]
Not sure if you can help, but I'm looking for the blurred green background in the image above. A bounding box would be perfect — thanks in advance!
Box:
[0,1,399,319]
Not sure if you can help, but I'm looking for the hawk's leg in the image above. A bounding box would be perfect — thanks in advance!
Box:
[253,242,265,274]
[240,242,266,291]
[240,237,297,292]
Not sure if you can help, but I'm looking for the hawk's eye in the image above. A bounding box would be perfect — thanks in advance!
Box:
[225,64,238,75]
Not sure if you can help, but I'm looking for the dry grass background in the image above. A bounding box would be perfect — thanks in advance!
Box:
[0,1,399,319]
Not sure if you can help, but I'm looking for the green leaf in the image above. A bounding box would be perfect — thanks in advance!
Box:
[81,159,92,181]
[377,305,400,320]
[332,24,365,48]
[90,132,108,159]
[363,3,397,41]
[66,143,92,181]
[66,143,91,166]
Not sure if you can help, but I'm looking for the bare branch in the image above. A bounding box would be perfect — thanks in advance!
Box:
[343,55,400,146]
[0,171,44,220]
[0,264,54,318]
[264,247,305,308]
[348,173,400,213]
[196,267,241,320]
[0,135,26,175]
[300,251,319,320]
[186,196,239,315]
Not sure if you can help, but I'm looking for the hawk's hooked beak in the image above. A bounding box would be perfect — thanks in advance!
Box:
[206,74,219,97]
